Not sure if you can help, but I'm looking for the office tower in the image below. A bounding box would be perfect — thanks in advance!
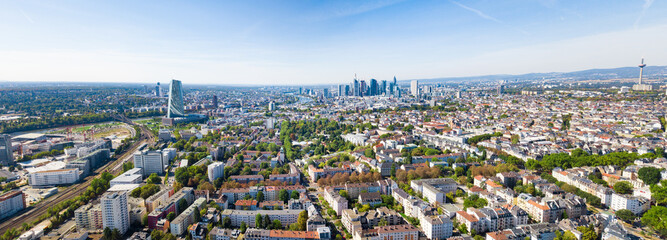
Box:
[133,150,166,177]
[369,79,378,96]
[353,79,360,96]
[101,191,130,235]
[345,85,350,96]
[338,84,344,97]
[207,162,225,182]
[167,79,185,118]
[268,101,276,111]
[360,80,367,97]
[456,91,462,99]
[0,134,13,166]
[381,80,387,95]
[156,82,161,97]
[323,88,329,98]
[411,80,419,97]
[212,95,218,107]
[299,87,303,95]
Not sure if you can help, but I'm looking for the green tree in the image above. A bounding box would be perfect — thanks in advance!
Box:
[111,228,121,240]
[278,189,289,203]
[339,190,349,200]
[613,181,633,194]
[291,190,300,199]
[148,173,161,184]
[273,219,282,230]
[577,224,597,240]
[167,212,176,221]
[103,227,112,240]
[642,206,667,237]
[651,181,667,205]
[240,222,247,233]
[615,209,635,223]
[257,191,265,202]
[264,215,271,229]
[222,217,231,228]
[193,207,201,222]
[256,213,263,228]
[639,167,662,185]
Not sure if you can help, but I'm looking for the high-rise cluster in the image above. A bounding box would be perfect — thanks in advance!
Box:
[343,74,400,97]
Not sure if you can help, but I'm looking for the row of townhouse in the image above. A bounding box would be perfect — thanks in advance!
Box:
[455,206,528,235]
[220,209,303,228]
[485,223,561,240]
[552,167,614,206]
[516,193,587,223]
[341,207,403,237]
[218,185,306,204]
[308,162,368,182]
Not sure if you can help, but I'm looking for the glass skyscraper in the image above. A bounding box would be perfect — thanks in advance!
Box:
[167,79,185,118]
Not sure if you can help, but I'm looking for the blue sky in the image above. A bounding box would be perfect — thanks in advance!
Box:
[0,0,666,85]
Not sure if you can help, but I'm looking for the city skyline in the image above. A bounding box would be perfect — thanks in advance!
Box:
[1,1,667,85]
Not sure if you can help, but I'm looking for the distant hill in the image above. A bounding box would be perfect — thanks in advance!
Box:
[405,65,667,84]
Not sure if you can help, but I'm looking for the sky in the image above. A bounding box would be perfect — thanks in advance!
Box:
[0,0,666,85]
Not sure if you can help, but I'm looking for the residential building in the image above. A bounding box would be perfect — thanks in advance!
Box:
[208,162,225,182]
[101,191,130,235]
[0,190,25,220]
[171,198,207,236]
[220,209,303,228]
[420,215,453,240]
[358,192,382,207]
[610,193,650,215]
[376,224,419,240]
[324,187,348,216]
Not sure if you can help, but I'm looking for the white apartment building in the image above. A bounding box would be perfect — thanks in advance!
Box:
[377,224,419,240]
[219,209,303,228]
[0,191,25,220]
[420,215,453,240]
[208,162,225,182]
[610,193,650,215]
[101,191,130,234]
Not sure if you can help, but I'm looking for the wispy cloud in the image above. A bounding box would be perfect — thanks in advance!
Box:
[19,9,34,23]
[306,0,406,22]
[450,1,529,35]
[634,0,654,29]
[450,0,502,23]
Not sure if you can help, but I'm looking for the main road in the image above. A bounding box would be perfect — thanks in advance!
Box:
[0,117,155,235]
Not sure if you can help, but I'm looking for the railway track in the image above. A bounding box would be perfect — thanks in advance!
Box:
[0,118,155,236]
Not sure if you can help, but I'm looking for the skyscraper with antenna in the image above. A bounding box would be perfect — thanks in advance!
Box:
[632,58,653,91]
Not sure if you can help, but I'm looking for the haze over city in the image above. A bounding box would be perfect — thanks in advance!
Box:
[1,0,667,85]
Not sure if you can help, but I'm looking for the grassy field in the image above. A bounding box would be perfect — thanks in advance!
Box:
[93,127,131,138]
